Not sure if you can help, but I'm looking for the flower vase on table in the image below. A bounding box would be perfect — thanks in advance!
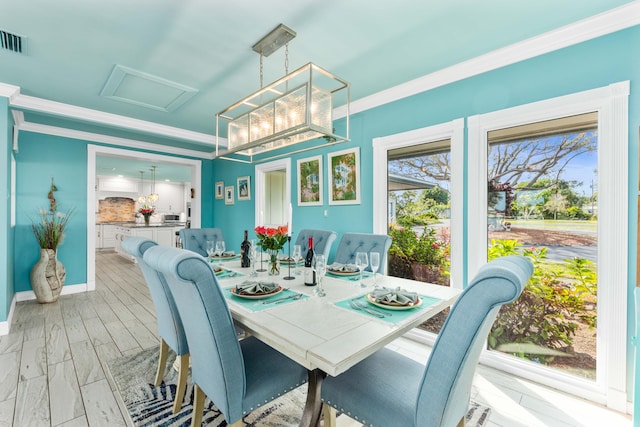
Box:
[254,225,289,277]
[268,250,280,276]
[138,204,155,226]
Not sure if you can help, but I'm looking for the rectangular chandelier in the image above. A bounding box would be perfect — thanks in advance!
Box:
[215,63,350,162]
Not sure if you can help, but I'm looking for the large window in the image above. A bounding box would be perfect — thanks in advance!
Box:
[468,82,629,408]
[486,114,598,380]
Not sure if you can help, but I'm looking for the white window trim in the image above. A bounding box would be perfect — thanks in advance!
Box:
[468,81,629,409]
[372,118,464,286]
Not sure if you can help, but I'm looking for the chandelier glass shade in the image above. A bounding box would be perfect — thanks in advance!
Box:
[148,165,159,203]
[215,25,350,163]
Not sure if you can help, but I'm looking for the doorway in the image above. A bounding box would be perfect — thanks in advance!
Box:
[86,145,202,291]
[254,159,291,227]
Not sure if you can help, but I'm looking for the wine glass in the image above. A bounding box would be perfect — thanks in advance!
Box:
[206,240,215,260]
[355,252,369,288]
[215,240,226,265]
[248,244,258,277]
[369,252,380,288]
[314,254,326,297]
[292,244,302,276]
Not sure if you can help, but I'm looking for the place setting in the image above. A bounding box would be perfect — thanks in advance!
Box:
[336,286,442,323]
[224,280,308,311]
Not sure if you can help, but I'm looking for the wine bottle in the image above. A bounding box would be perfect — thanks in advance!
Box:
[304,237,316,286]
[240,230,251,268]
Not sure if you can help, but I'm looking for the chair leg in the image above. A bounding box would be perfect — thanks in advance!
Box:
[172,353,190,414]
[457,415,466,427]
[321,403,336,427]
[154,338,169,386]
[191,384,206,427]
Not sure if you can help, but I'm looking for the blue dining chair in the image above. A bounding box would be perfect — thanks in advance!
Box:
[179,227,225,257]
[321,255,533,427]
[142,245,308,427]
[332,232,392,273]
[121,237,189,414]
[294,229,337,260]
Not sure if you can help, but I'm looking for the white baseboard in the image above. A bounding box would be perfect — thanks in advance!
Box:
[0,296,17,336]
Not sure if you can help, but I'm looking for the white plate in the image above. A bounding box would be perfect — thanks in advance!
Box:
[231,285,284,300]
[327,269,360,277]
[366,293,422,310]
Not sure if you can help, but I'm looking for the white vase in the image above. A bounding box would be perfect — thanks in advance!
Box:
[30,248,65,303]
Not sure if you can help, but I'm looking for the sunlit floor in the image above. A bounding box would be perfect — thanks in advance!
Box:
[0,251,632,426]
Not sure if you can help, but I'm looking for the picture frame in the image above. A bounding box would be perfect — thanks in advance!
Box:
[297,155,323,206]
[237,176,251,201]
[328,147,360,205]
[224,185,235,205]
[215,181,224,199]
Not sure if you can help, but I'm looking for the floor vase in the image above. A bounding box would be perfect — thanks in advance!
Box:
[30,248,65,303]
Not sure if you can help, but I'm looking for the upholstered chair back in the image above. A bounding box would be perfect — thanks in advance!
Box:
[143,246,246,421]
[294,229,337,260]
[179,228,225,257]
[416,255,532,426]
[121,237,188,356]
[333,232,392,272]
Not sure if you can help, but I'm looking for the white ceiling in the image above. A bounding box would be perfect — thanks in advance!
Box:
[0,0,636,158]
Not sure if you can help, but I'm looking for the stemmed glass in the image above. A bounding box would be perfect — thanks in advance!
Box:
[369,252,380,288]
[248,244,258,277]
[215,240,226,266]
[355,252,369,288]
[206,240,215,261]
[314,254,326,297]
[292,244,302,276]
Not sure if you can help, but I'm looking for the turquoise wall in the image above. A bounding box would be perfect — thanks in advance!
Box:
[0,97,14,321]
[14,133,88,291]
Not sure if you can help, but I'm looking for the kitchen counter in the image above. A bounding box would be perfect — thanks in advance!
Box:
[118,223,187,228]
[113,223,186,261]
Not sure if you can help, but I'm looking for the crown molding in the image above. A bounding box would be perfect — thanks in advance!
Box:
[0,83,20,102]
[334,1,640,119]
[17,121,215,160]
[8,92,216,146]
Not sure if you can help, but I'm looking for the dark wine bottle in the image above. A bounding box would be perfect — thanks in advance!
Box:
[240,230,251,268]
[304,237,316,286]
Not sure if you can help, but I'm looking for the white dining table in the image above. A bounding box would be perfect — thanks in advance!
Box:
[211,255,461,427]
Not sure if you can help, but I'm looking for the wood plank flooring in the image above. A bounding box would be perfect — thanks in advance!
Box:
[0,251,632,426]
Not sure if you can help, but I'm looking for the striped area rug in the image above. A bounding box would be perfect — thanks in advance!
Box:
[108,346,491,426]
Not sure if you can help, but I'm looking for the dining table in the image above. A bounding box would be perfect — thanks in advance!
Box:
[208,253,461,427]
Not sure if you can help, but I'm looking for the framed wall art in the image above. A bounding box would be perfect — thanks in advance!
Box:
[237,176,251,201]
[297,155,323,206]
[328,147,360,205]
[215,181,224,199]
[224,185,235,205]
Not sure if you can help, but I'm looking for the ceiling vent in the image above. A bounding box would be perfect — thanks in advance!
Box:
[1,30,26,54]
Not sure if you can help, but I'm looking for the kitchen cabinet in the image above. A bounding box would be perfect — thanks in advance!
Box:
[98,176,138,193]
[96,224,122,249]
[114,225,183,262]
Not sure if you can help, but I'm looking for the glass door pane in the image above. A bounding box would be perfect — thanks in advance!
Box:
[486,114,598,380]
[387,141,451,333]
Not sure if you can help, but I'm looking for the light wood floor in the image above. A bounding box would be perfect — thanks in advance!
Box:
[0,251,632,426]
